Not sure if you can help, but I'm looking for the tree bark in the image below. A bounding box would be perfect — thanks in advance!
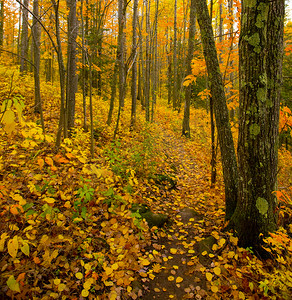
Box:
[194,0,238,220]
[231,0,284,247]
[0,1,4,46]
[66,0,78,134]
[20,0,29,73]
[131,0,138,128]
[182,0,196,137]
[32,0,42,115]
[172,0,178,110]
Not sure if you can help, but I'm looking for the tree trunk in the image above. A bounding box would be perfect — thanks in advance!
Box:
[32,0,42,117]
[231,0,284,247]
[182,0,196,137]
[194,0,238,220]
[131,0,138,128]
[20,0,29,73]
[145,0,151,121]
[66,0,78,134]
[52,0,67,149]
[172,0,178,110]
[0,1,4,46]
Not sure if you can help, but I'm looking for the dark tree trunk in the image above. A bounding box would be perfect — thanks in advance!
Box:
[182,0,196,137]
[231,0,284,247]
[131,0,138,128]
[32,0,42,116]
[194,0,238,220]
[66,0,78,134]
[20,0,29,73]
[0,1,4,46]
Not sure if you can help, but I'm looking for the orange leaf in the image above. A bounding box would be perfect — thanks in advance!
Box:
[37,158,44,169]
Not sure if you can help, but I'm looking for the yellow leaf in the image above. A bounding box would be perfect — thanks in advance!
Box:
[44,197,55,204]
[152,263,162,273]
[81,289,89,297]
[170,248,177,254]
[12,194,26,205]
[249,282,254,291]
[206,272,213,282]
[140,259,151,266]
[176,276,183,283]
[211,285,219,293]
[105,267,113,276]
[173,265,179,270]
[168,276,174,281]
[201,251,207,256]
[76,272,83,279]
[213,267,221,275]
[58,283,66,292]
[230,235,238,245]
[7,236,18,258]
[7,275,20,292]
[53,278,61,285]
[83,279,93,290]
[238,291,245,299]
[37,158,44,170]
[45,157,54,167]
[149,273,155,280]
[20,242,30,256]
[112,263,119,270]
[0,233,9,251]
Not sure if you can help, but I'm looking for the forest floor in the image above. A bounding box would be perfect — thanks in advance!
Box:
[0,67,292,299]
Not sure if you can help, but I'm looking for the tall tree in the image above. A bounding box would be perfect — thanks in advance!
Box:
[20,0,30,73]
[145,0,151,121]
[231,0,284,247]
[0,0,4,46]
[172,0,178,110]
[182,0,196,137]
[131,0,138,128]
[32,0,42,115]
[194,0,238,220]
[66,0,78,134]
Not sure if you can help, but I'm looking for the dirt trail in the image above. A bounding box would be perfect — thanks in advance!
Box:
[140,125,215,299]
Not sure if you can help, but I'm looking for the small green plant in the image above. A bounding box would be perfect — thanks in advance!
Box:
[102,188,125,208]
[73,179,94,220]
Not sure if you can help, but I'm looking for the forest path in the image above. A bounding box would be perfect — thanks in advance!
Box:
[139,121,223,299]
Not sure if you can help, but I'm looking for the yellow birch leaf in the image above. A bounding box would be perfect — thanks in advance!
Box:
[211,285,219,293]
[170,248,177,254]
[168,276,174,281]
[83,279,92,290]
[0,233,9,251]
[176,276,183,283]
[53,278,61,285]
[45,157,54,167]
[8,236,18,258]
[44,197,56,204]
[58,283,66,292]
[20,242,29,256]
[213,267,221,275]
[140,259,150,266]
[238,291,245,299]
[81,289,89,297]
[7,275,20,292]
[105,267,113,276]
[75,272,83,279]
[206,272,213,282]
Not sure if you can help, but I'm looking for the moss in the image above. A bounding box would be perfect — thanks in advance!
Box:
[256,197,268,218]
[246,0,257,8]
[256,88,266,102]
[249,123,260,137]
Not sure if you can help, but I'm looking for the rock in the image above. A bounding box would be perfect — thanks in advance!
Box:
[178,207,202,223]
[198,235,217,265]
[131,204,168,228]
[141,211,168,228]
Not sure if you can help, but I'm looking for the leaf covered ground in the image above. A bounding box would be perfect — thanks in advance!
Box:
[1,67,292,299]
